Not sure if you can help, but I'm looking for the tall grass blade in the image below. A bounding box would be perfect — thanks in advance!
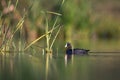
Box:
[8,0,12,8]
[13,18,24,35]
[0,23,10,49]
[45,16,49,50]
[47,11,62,16]
[49,17,58,39]
[61,0,65,6]
[14,0,19,11]
[9,15,25,43]
[50,26,62,49]
[49,0,64,40]
[24,27,59,50]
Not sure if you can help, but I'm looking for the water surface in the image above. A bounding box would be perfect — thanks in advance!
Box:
[0,53,120,80]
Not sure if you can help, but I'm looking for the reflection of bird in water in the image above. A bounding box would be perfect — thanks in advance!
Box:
[64,42,90,67]
[65,42,89,59]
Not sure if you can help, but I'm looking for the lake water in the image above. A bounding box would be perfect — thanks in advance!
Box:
[0,52,120,80]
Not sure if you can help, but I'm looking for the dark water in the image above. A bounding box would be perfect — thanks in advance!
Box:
[0,53,120,80]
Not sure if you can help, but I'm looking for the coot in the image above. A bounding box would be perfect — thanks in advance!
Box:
[65,42,89,55]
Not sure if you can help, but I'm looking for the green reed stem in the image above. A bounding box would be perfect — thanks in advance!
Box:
[45,16,50,51]
[50,25,62,49]
[14,0,19,11]
[24,26,59,51]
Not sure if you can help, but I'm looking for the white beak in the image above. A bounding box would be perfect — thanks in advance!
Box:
[65,43,67,48]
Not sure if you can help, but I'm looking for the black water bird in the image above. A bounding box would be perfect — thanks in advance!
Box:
[65,42,90,55]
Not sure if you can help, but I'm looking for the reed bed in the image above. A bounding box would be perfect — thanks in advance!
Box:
[0,0,64,55]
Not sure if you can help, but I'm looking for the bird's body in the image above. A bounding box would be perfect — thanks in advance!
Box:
[73,48,89,55]
[65,42,89,56]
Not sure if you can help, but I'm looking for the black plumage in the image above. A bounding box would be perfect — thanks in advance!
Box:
[65,42,89,55]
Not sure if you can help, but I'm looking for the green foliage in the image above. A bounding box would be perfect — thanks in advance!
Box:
[61,0,92,29]
[94,18,120,39]
[0,0,120,53]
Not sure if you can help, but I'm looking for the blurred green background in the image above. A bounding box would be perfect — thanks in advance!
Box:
[1,1,120,80]
[0,0,120,51]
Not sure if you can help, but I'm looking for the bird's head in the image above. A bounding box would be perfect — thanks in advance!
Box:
[65,42,72,49]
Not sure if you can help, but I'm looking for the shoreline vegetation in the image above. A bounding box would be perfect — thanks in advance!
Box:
[0,0,120,53]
